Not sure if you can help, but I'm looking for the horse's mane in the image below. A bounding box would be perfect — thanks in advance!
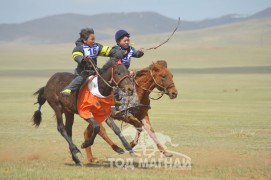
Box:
[99,59,117,74]
[136,60,167,77]
[135,67,150,77]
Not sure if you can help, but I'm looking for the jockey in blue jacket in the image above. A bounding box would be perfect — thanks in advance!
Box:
[112,30,144,106]
[112,30,144,69]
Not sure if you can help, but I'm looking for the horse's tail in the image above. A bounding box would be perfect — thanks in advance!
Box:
[32,87,46,127]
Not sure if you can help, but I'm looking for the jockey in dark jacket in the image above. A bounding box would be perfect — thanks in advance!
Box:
[112,30,144,106]
[61,28,123,95]
[112,29,144,69]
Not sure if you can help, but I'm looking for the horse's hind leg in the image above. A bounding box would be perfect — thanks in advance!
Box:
[54,106,81,164]
[84,123,125,162]
[64,112,74,139]
[83,123,98,162]
[64,111,81,164]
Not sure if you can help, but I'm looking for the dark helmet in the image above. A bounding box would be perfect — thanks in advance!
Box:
[115,30,130,42]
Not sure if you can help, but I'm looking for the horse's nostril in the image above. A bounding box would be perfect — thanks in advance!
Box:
[170,92,177,98]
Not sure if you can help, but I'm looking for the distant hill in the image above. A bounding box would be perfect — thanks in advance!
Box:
[134,17,271,48]
[0,7,271,44]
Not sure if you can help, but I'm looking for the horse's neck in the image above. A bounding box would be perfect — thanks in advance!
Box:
[97,70,112,97]
[135,72,156,105]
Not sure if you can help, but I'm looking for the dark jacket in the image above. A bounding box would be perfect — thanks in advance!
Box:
[72,38,123,75]
[112,45,144,69]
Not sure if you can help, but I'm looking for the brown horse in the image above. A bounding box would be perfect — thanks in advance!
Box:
[84,60,178,161]
[32,59,134,165]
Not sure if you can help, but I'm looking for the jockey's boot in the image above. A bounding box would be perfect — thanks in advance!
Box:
[111,106,121,117]
[115,100,122,106]
[60,89,71,96]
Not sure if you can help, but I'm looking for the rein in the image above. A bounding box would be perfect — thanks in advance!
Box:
[86,59,130,88]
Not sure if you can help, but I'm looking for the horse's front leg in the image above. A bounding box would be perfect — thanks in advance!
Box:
[84,123,125,162]
[142,115,173,157]
[99,123,125,154]
[106,117,135,156]
[125,116,143,148]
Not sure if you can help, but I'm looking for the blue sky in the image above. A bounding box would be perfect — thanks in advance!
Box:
[1,0,271,24]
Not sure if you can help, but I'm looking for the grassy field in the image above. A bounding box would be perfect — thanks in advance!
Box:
[0,43,271,179]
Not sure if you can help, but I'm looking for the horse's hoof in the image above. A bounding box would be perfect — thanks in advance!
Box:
[129,151,137,157]
[81,141,90,149]
[75,162,82,166]
[88,157,99,163]
[117,148,125,154]
[72,154,81,165]
[70,146,82,164]
[129,141,136,148]
[112,145,125,154]
[71,146,81,155]
[163,152,173,157]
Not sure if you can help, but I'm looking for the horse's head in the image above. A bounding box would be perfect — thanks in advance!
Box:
[149,60,178,99]
[100,59,134,96]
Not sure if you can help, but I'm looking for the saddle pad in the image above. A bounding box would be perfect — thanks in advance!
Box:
[77,76,115,123]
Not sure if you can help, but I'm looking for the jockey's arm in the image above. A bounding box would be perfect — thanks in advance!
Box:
[131,46,144,58]
[72,46,85,64]
[97,43,123,59]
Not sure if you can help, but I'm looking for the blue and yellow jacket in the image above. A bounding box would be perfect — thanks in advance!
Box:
[72,38,123,74]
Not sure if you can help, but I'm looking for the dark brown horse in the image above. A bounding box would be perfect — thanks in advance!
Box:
[84,60,178,161]
[32,59,134,165]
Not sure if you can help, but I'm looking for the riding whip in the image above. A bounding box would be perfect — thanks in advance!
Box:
[144,17,181,51]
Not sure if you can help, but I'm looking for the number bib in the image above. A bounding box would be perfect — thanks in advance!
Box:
[122,48,134,64]
[83,44,99,59]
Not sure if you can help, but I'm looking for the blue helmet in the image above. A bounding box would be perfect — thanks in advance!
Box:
[115,30,130,42]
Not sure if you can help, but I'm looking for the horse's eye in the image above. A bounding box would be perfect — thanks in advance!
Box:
[161,75,166,79]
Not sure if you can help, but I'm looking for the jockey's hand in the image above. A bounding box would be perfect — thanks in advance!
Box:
[138,48,144,53]
[129,70,135,76]
[83,56,92,63]
[138,48,144,56]
[122,50,128,57]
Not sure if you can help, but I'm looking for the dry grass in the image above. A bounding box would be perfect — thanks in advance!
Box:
[0,43,271,179]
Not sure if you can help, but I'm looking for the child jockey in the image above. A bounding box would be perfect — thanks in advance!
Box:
[112,29,144,107]
[113,29,144,69]
[61,28,123,95]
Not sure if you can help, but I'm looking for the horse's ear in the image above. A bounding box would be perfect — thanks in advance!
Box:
[156,60,167,68]
[152,64,160,72]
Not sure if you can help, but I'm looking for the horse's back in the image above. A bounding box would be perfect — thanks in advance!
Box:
[45,72,78,113]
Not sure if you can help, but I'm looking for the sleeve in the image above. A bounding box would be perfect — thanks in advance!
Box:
[72,46,84,64]
[97,43,123,59]
[131,46,144,58]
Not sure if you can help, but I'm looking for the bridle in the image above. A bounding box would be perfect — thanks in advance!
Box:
[134,68,175,100]
[110,59,131,87]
